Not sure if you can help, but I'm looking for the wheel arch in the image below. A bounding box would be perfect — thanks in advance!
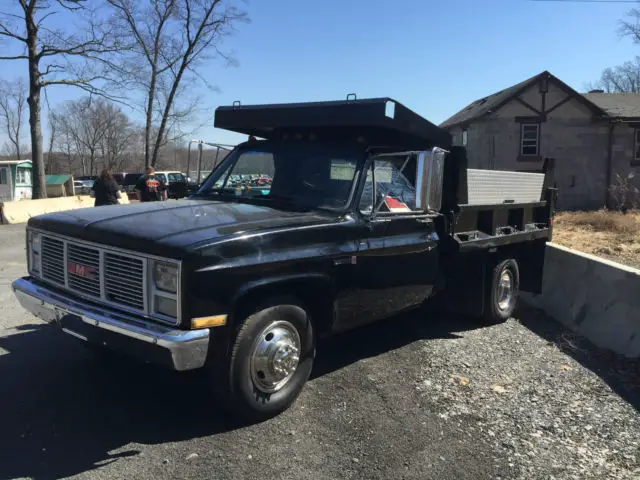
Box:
[231,273,336,336]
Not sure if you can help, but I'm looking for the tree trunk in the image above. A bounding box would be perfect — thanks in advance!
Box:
[26,12,46,199]
[27,84,45,198]
[144,68,157,169]
[151,59,189,167]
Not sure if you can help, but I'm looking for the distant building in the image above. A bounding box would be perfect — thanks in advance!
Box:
[0,160,32,202]
[45,174,74,198]
[440,71,640,210]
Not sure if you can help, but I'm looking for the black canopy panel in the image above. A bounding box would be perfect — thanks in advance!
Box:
[214,97,452,150]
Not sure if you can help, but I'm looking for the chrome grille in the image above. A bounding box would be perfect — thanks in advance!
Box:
[38,234,148,316]
[104,253,145,310]
[41,237,65,285]
[67,244,101,298]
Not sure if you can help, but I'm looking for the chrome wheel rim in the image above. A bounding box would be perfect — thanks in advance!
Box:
[250,320,301,393]
[497,270,513,311]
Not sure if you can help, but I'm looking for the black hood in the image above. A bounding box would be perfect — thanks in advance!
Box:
[28,200,339,257]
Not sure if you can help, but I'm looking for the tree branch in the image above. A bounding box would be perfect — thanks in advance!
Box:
[0,23,27,43]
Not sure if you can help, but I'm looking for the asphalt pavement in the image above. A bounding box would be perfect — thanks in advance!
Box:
[1,224,639,480]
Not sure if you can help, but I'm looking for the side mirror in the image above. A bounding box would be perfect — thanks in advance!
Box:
[415,147,447,212]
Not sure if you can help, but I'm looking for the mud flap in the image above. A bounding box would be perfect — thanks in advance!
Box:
[518,239,546,294]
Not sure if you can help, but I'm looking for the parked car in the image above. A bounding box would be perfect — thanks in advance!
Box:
[112,172,126,185]
[153,171,189,199]
[75,175,96,182]
[12,97,556,422]
[73,179,93,195]
[123,172,143,200]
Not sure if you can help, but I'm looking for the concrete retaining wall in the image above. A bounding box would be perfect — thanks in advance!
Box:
[523,243,640,357]
[0,195,129,224]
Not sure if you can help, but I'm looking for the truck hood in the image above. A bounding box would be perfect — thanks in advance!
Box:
[28,200,340,257]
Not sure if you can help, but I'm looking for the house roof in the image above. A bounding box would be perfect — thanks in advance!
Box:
[440,71,607,129]
[439,73,542,129]
[46,174,72,185]
[0,159,32,166]
[582,92,640,119]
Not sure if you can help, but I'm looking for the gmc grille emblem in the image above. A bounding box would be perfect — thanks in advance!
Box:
[67,261,97,280]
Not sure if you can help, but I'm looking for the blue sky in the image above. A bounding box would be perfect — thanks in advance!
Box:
[0,0,637,148]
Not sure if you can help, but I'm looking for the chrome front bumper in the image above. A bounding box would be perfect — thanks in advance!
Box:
[11,277,210,371]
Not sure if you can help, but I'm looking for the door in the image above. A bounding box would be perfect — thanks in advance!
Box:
[334,153,439,331]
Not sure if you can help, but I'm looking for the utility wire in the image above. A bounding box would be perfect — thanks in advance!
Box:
[527,0,637,3]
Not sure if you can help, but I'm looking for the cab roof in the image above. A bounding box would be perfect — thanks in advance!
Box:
[214,97,452,150]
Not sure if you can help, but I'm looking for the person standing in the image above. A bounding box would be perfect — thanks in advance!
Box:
[91,169,122,207]
[135,166,167,202]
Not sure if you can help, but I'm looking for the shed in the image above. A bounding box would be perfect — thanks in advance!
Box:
[46,174,74,198]
[0,160,32,202]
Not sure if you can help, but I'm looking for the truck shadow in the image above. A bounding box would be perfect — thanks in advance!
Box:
[0,308,478,480]
[1,305,637,479]
[516,303,640,414]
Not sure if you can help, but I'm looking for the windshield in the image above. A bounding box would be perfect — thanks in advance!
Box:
[195,141,362,210]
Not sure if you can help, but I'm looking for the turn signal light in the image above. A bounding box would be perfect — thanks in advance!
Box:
[191,315,227,329]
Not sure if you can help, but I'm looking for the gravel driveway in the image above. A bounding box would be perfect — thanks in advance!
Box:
[1,224,639,480]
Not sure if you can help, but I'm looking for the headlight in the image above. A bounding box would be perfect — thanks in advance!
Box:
[154,295,177,318]
[29,231,41,274]
[153,261,178,293]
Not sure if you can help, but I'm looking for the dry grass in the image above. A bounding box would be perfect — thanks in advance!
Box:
[552,210,640,268]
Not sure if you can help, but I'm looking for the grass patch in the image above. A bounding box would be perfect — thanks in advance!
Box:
[552,210,640,268]
[555,210,640,237]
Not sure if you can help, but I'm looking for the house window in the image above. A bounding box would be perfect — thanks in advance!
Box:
[520,124,540,156]
[634,129,640,165]
[16,168,30,185]
[462,129,468,147]
[0,168,6,185]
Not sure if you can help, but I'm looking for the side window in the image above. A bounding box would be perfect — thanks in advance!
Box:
[359,156,420,214]
[168,173,185,183]
[0,168,6,185]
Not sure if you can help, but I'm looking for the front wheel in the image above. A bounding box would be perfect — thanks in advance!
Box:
[482,258,520,324]
[215,299,315,422]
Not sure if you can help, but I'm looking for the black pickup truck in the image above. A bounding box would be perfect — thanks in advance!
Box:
[12,98,556,421]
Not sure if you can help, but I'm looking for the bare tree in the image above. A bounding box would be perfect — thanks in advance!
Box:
[55,96,139,174]
[0,0,123,198]
[97,101,134,171]
[0,78,27,159]
[106,0,247,168]
[619,7,640,45]
[588,57,640,93]
[57,97,113,175]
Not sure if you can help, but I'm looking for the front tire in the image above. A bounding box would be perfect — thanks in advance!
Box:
[216,299,315,422]
[482,258,519,324]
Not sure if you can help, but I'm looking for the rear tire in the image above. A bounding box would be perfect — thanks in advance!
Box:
[214,298,315,422]
[482,258,519,324]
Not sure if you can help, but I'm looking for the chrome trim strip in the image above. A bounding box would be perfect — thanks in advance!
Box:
[11,277,209,371]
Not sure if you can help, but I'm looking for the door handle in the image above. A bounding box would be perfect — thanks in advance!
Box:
[334,256,357,266]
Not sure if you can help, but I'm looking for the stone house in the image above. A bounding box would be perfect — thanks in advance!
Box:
[440,71,640,210]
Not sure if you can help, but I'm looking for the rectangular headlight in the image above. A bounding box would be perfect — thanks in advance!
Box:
[153,261,178,293]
